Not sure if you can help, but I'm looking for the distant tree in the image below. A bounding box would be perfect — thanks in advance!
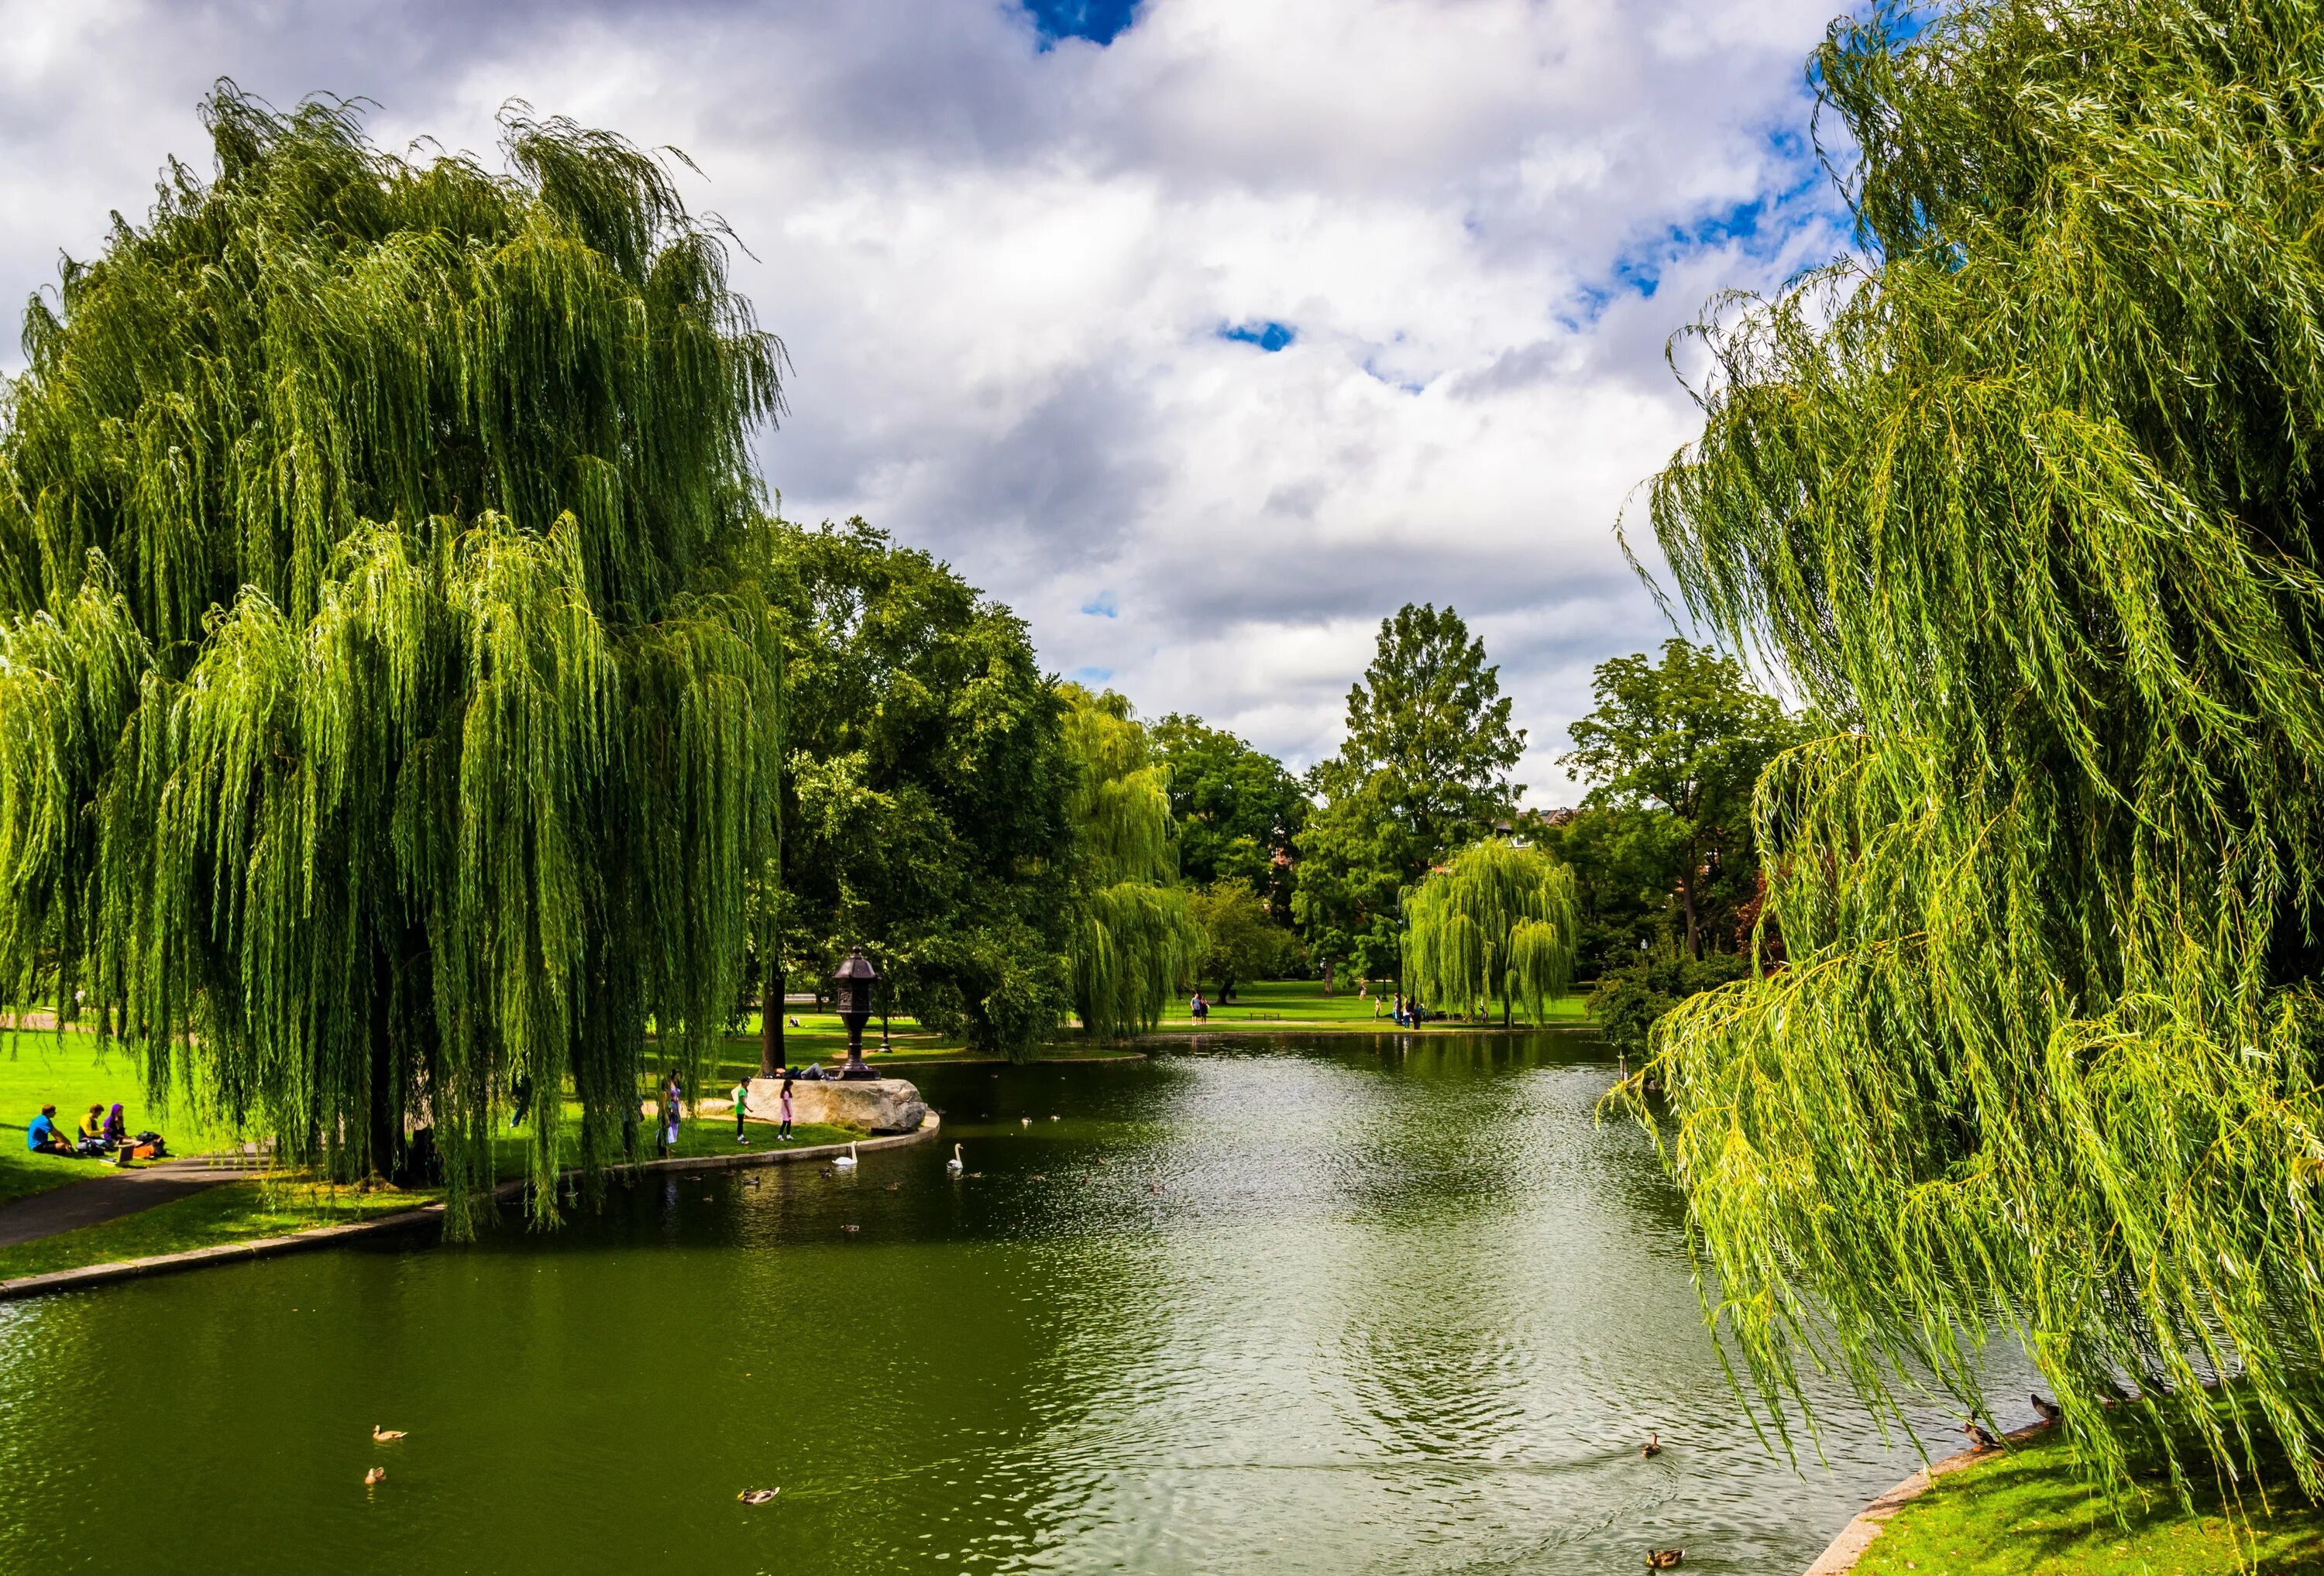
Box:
[1062,687,1205,1038]
[1401,839,1579,1025]
[1294,604,1523,990]
[1560,640,1793,959]
[1150,715,1308,919]
[1186,879,1294,1001]
[1530,805,1689,977]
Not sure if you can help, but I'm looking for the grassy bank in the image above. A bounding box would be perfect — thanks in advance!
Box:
[1862,1432,2324,1574]
[0,1029,246,1204]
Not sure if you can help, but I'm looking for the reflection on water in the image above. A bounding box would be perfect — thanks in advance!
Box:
[0,1032,2030,1574]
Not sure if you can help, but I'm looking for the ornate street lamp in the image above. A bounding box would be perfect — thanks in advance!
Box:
[831,946,881,1080]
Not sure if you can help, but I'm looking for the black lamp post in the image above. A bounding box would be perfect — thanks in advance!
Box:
[832,946,881,1080]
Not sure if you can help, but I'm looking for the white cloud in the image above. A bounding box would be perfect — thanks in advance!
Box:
[0,0,1853,801]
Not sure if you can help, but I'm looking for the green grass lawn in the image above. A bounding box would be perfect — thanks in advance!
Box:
[1148,977,1591,1031]
[0,1176,432,1282]
[0,1028,249,1204]
[1862,1433,2324,1574]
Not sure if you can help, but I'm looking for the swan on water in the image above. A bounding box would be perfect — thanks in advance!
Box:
[947,1144,964,1176]
[833,1142,859,1171]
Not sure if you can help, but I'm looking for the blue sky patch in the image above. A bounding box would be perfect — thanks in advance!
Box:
[1080,592,1119,618]
[1220,321,1296,352]
[1069,664,1116,685]
[1023,0,1138,46]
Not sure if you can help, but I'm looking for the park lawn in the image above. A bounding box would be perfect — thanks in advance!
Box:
[1149,977,1593,1031]
[1859,1433,2324,1575]
[0,1176,431,1282]
[0,1028,252,1204]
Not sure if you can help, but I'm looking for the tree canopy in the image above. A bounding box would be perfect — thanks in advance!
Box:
[0,87,786,1228]
[1401,838,1577,1026]
[1294,603,1522,984]
[1562,639,1795,960]
[1062,686,1203,1038]
[1149,713,1305,920]
[768,517,1071,1059]
[1641,0,2324,1495]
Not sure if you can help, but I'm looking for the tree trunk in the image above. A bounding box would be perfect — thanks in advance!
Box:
[369,944,398,1180]
[759,963,783,1077]
[1321,959,1336,997]
[1682,839,1702,960]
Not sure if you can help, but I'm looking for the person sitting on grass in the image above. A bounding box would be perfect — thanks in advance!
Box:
[79,1104,107,1145]
[102,1103,126,1145]
[25,1104,72,1155]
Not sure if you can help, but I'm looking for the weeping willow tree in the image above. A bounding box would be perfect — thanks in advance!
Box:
[0,86,787,1231]
[1402,838,1577,1026]
[1638,0,2324,1499]
[1062,685,1203,1037]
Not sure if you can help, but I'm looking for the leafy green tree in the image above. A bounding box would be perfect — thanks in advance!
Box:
[1401,839,1578,1025]
[1186,879,1292,1001]
[1561,640,1793,959]
[1587,949,1750,1060]
[1150,714,1308,918]
[1294,604,1522,990]
[1062,687,1204,1037]
[770,518,1073,1059]
[1531,805,1688,976]
[0,89,786,1227]
[1642,0,2324,1495]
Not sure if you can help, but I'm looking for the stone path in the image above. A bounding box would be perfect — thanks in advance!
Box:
[0,1157,263,1248]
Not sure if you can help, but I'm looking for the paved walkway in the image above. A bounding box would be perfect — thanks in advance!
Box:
[0,1157,262,1248]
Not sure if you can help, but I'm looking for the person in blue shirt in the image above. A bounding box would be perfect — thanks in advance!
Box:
[25,1104,71,1155]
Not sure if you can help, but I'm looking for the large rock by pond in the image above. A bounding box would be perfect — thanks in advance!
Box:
[746,1076,927,1135]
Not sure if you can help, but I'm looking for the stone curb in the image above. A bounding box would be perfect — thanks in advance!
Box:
[0,1113,940,1303]
[1802,1420,2052,1575]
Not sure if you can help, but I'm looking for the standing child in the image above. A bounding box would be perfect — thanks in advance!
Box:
[663,1073,683,1153]
[778,1075,795,1141]
[731,1078,751,1145]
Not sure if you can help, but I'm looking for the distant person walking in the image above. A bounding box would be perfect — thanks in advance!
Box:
[778,1075,795,1141]
[662,1073,683,1154]
[731,1078,751,1145]
[1190,992,1208,1025]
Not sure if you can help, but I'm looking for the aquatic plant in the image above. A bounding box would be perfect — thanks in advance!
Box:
[1640,0,2324,1497]
[1401,837,1577,1025]
[0,85,787,1231]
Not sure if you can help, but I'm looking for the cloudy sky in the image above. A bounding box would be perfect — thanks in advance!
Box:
[0,0,1856,802]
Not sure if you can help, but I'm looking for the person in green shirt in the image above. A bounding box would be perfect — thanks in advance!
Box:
[731,1080,750,1145]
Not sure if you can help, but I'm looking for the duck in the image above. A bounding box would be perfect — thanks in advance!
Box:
[371,1426,407,1442]
[833,1142,859,1172]
[2030,1392,2062,1426]
[840,1224,860,1236]
[884,1182,901,1192]
[1963,1420,2000,1451]
[817,1166,835,1179]
[1645,1550,1683,1570]
[948,1144,965,1176]
[1049,1114,1060,1121]
[1020,1117,1031,1128]
[1641,1431,1662,1458]
[738,1488,780,1506]
[364,1468,387,1486]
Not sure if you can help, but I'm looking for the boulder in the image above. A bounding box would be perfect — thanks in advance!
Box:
[747,1076,927,1135]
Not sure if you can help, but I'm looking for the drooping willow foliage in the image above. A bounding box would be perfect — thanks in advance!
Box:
[1402,838,1577,1025]
[0,86,786,1231]
[1638,0,2324,1497]
[1062,685,1202,1038]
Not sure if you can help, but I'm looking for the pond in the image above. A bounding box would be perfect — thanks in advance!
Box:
[0,1032,2027,1574]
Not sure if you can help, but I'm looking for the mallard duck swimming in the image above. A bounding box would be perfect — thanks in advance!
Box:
[372,1426,406,1442]
[841,1224,860,1235]
[738,1488,780,1505]
[1645,1550,1682,1570]
[364,1468,387,1486]
[1641,1431,1662,1458]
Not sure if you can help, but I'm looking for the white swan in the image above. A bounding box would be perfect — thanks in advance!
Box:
[947,1143,964,1176]
[832,1141,859,1171]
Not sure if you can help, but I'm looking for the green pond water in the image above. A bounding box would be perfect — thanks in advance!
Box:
[0,1032,2027,1574]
